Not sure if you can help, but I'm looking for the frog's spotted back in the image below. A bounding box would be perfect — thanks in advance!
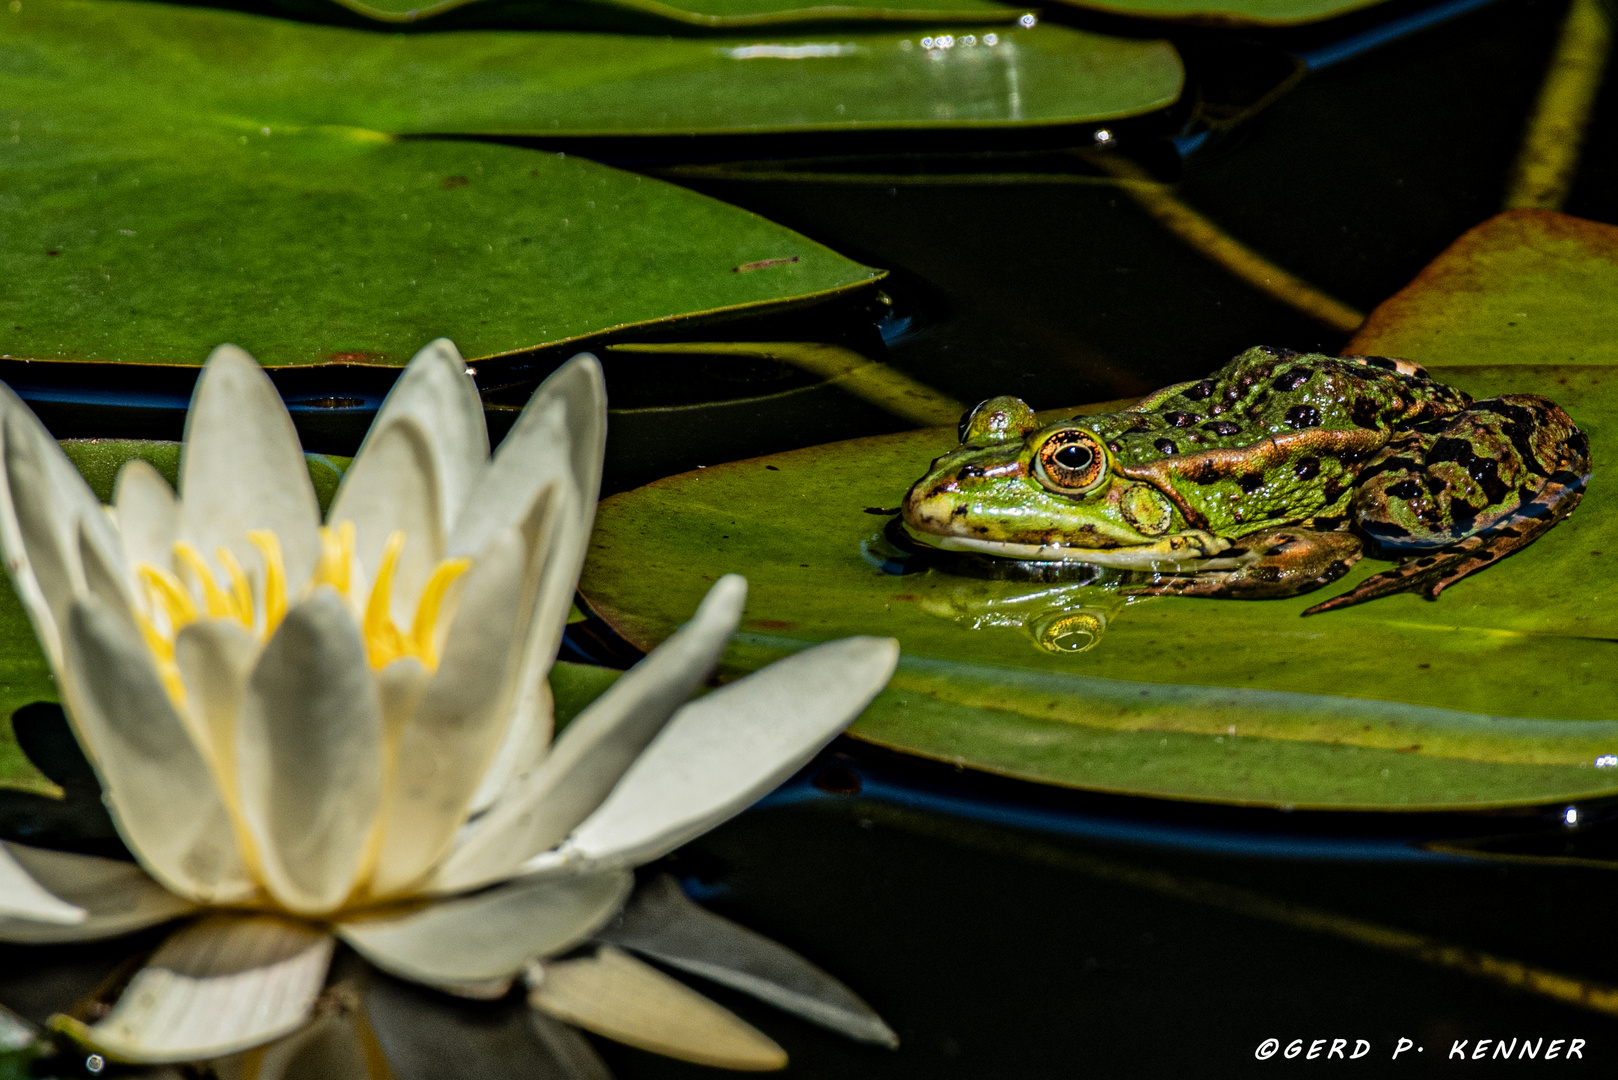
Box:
[899,346,1591,615]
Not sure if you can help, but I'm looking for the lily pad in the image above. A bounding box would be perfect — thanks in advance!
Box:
[6,0,1182,138]
[327,0,1024,28]
[1040,0,1383,27]
[0,11,898,369]
[580,227,1618,808]
[1349,210,1618,366]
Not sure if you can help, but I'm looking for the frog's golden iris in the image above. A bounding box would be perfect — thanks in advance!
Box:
[1034,429,1107,494]
[901,347,1591,616]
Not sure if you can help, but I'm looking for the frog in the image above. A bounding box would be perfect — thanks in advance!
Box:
[899,346,1591,615]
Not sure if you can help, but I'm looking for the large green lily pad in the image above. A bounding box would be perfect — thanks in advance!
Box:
[1042,0,1382,27]
[0,106,875,369]
[580,219,1618,809]
[326,0,1023,28]
[1,0,1184,368]
[7,0,1182,137]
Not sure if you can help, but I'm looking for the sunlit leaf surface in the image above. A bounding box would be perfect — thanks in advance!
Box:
[581,217,1618,809]
[6,0,1180,138]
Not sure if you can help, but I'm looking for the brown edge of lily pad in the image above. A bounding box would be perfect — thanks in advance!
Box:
[1347,208,1618,356]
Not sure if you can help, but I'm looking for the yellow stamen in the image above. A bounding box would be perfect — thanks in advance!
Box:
[132,569,191,705]
[363,531,409,668]
[137,563,199,630]
[409,557,471,666]
[312,521,355,596]
[247,530,287,637]
[172,542,234,620]
[214,545,254,627]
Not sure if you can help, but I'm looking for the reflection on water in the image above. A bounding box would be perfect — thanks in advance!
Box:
[917,577,1129,654]
[861,527,1136,654]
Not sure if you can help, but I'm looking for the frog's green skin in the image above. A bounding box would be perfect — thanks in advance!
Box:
[900,347,1592,615]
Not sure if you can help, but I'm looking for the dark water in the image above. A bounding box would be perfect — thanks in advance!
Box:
[10,0,1618,1074]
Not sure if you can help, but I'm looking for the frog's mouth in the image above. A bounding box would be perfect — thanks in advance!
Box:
[899,522,1232,568]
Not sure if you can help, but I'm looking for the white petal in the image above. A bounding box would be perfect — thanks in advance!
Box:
[173,618,257,769]
[0,389,119,664]
[438,575,746,893]
[448,353,603,558]
[327,417,442,625]
[464,675,551,817]
[63,597,256,905]
[0,840,85,924]
[369,528,533,897]
[0,843,195,943]
[601,874,898,1047]
[528,946,786,1071]
[112,460,179,587]
[339,338,488,541]
[563,637,898,872]
[236,590,383,916]
[179,345,321,593]
[54,913,334,1064]
[337,869,630,986]
[451,355,605,794]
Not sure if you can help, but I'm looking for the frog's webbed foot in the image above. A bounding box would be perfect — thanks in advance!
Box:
[1305,395,1590,616]
[1302,464,1588,615]
[1123,527,1363,600]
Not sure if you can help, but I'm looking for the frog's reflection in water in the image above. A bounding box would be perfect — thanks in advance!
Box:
[917,578,1128,654]
[861,526,1136,655]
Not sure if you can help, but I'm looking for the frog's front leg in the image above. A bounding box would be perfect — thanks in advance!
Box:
[1124,526,1363,600]
[1304,394,1590,615]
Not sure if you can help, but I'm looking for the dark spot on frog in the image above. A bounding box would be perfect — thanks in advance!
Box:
[1107,442,1122,453]
[1202,420,1240,437]
[1360,356,1399,370]
[1184,380,1217,401]
[45,250,60,257]
[1387,479,1423,500]
[1127,415,1152,432]
[951,505,968,517]
[765,465,779,471]
[1186,460,1224,486]
[1153,438,1178,455]
[1224,386,1242,402]
[1237,472,1264,493]
[1208,403,1226,417]
[1285,405,1322,429]
[1165,412,1198,428]
[1273,368,1310,393]
[1350,397,1382,429]
[1293,456,1320,481]
[1322,479,1347,503]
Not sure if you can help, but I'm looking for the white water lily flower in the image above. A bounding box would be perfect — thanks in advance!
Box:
[0,341,898,1067]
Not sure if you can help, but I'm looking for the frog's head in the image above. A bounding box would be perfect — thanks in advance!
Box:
[900,396,1221,568]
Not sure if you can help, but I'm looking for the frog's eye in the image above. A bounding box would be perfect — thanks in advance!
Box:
[1035,430,1108,494]
[959,396,1038,446]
